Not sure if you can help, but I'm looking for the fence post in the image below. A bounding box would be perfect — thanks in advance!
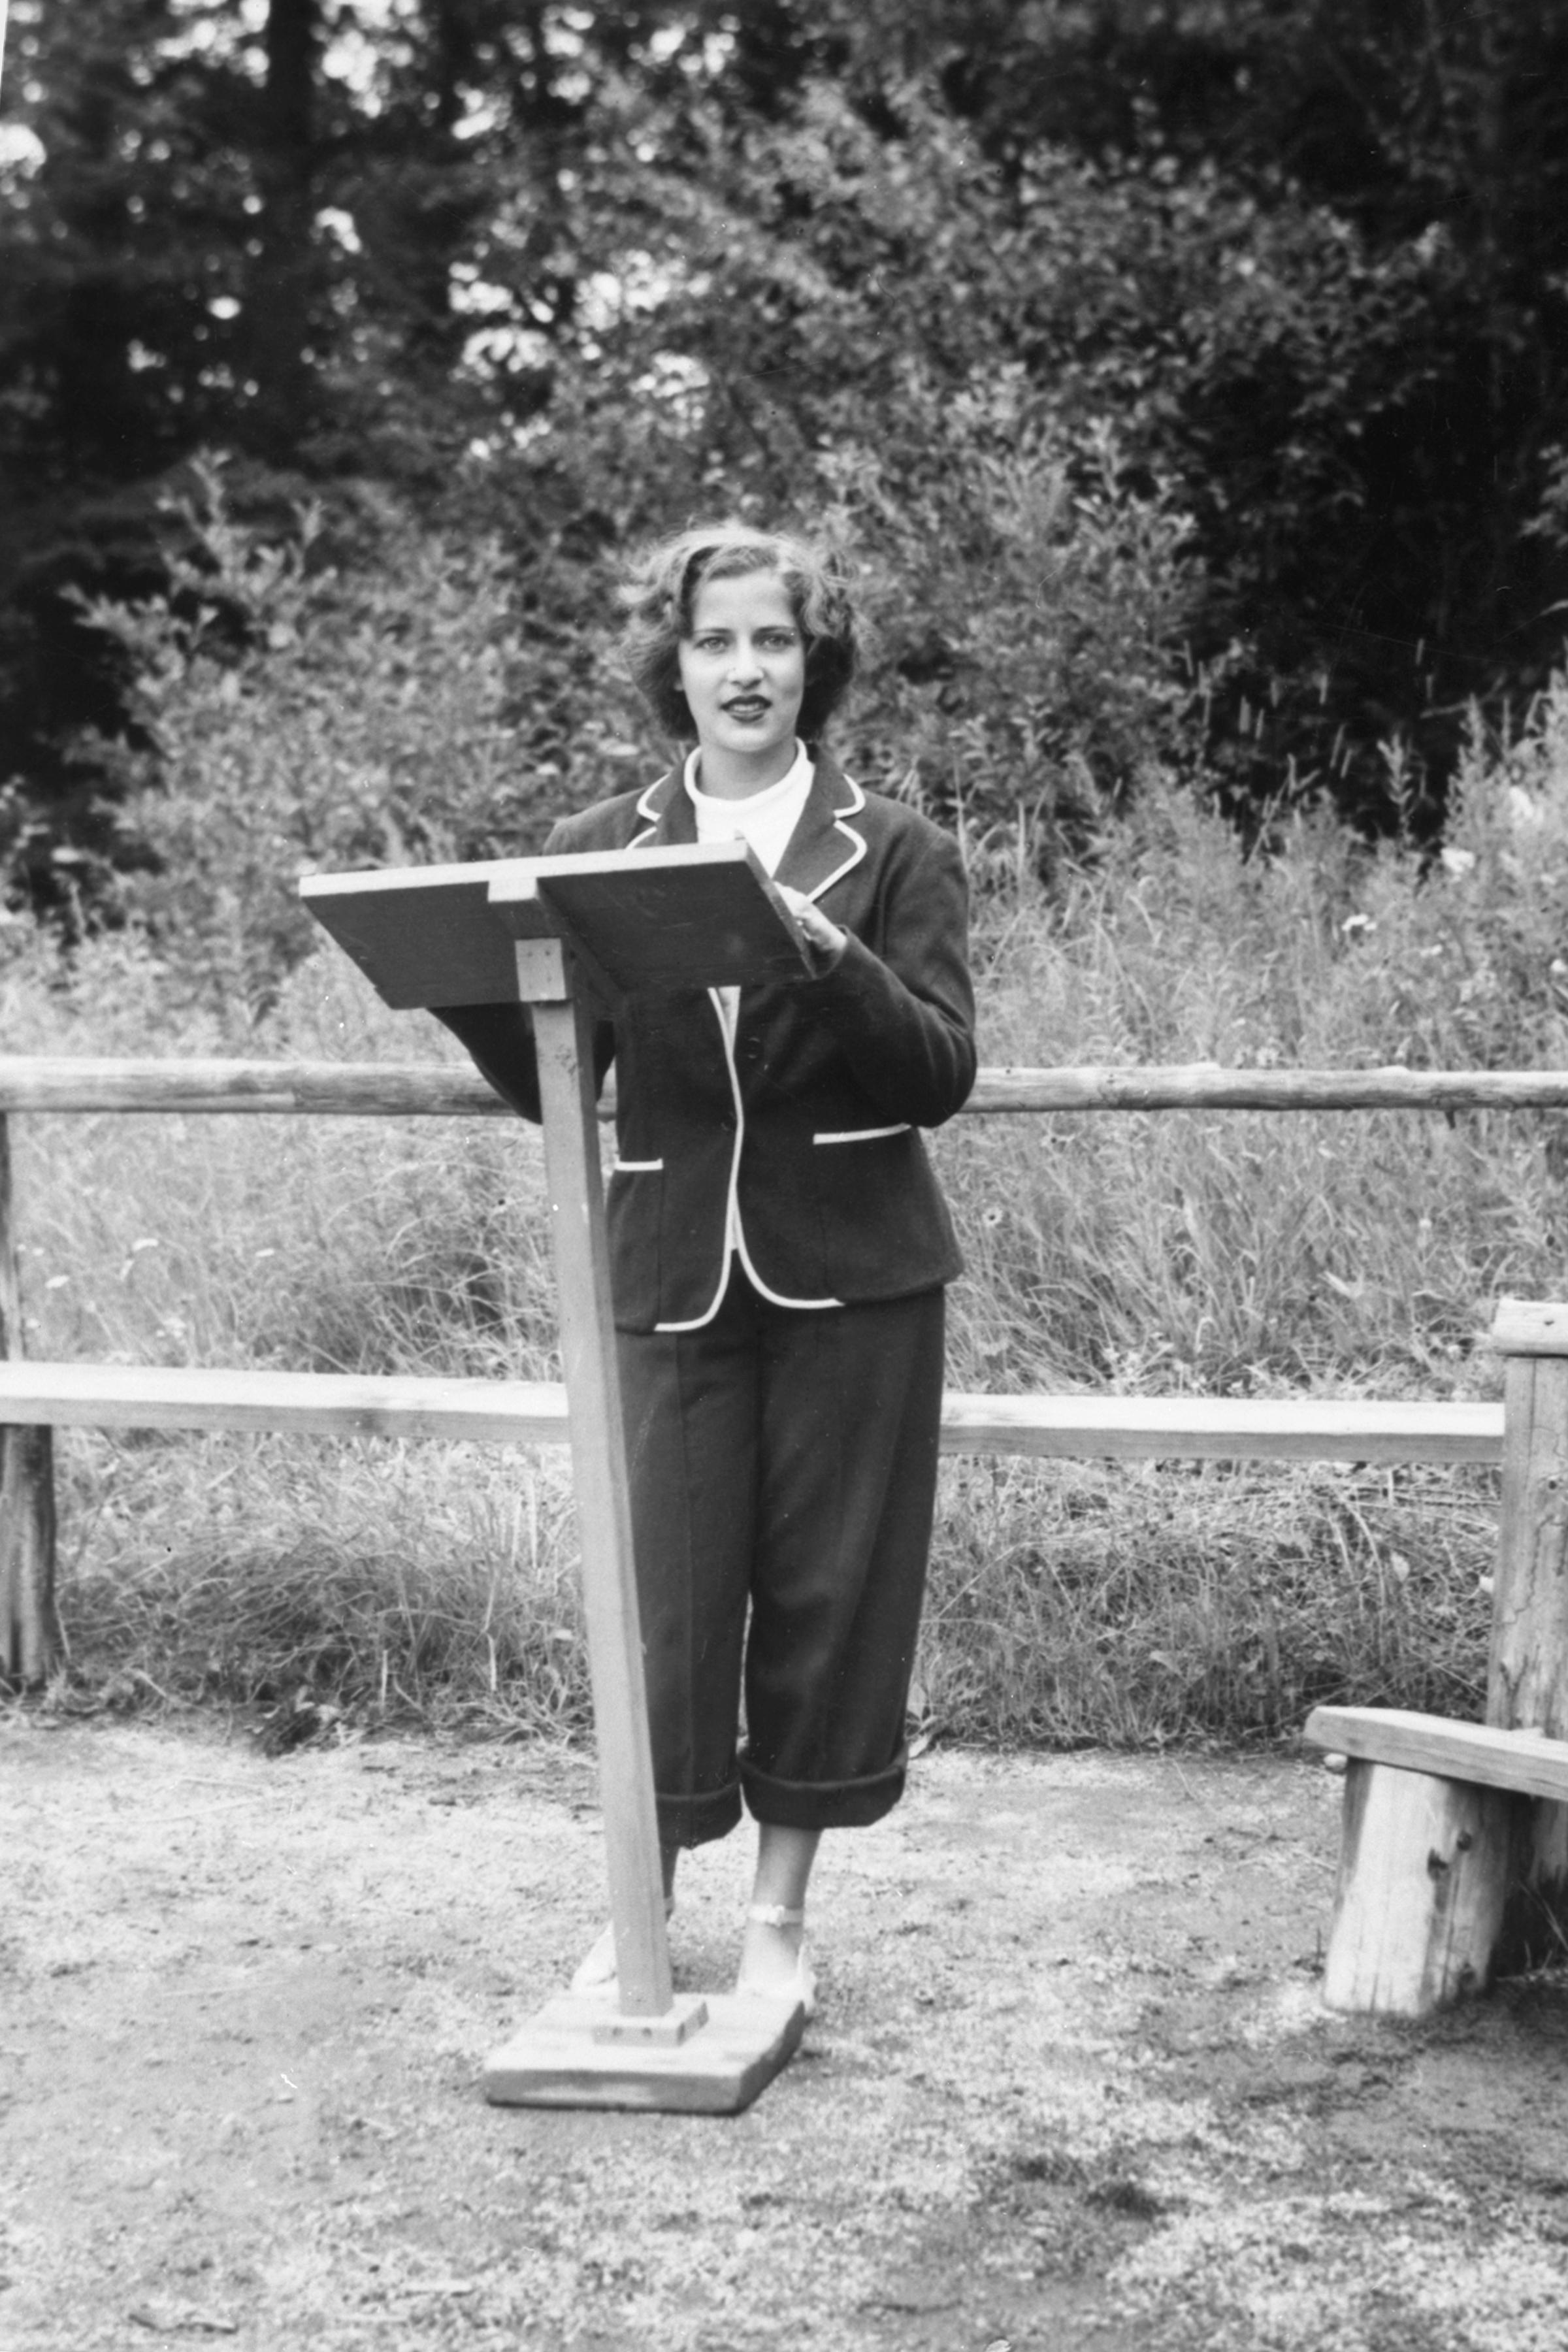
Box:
[1489,1304,1568,1963]
[0,1111,59,1689]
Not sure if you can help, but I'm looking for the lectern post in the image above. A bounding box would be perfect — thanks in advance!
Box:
[515,938,671,2017]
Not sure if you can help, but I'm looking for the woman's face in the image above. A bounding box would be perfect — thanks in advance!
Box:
[677,568,806,790]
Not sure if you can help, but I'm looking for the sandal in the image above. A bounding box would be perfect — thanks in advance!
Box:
[736,1902,816,2018]
[569,1897,675,1992]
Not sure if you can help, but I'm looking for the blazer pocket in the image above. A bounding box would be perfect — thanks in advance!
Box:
[811,1123,911,1146]
[807,1122,957,1298]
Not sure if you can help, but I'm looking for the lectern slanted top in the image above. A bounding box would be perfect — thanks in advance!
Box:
[301,840,809,1009]
[300,843,810,2113]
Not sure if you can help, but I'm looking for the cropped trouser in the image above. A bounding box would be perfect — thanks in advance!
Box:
[616,1271,946,1848]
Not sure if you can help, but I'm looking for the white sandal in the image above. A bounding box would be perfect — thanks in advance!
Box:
[737,1903,816,2018]
[569,1898,674,1992]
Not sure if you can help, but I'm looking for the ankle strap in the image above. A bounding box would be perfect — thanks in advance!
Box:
[747,1903,805,1928]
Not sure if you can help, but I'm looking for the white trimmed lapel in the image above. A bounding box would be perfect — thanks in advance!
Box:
[630,768,726,1046]
[630,769,692,847]
[774,751,868,905]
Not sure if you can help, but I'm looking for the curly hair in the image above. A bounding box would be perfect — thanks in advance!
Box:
[619,523,859,743]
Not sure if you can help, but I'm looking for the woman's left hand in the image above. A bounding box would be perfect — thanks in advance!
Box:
[776,883,846,959]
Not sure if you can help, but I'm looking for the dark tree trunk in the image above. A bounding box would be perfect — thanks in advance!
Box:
[248,0,318,457]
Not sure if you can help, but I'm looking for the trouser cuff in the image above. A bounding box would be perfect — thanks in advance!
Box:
[655,1775,743,1850]
[740,1748,907,1831]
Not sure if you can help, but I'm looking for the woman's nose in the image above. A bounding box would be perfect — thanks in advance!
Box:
[727,639,762,682]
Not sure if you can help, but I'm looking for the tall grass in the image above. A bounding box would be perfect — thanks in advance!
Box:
[939,758,1568,1399]
[8,691,1568,1743]
[921,1454,1494,1746]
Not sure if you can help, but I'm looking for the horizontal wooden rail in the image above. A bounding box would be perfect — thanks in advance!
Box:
[936,1392,1501,1463]
[0,1362,1505,1464]
[5,1055,1568,1118]
[0,1362,570,1445]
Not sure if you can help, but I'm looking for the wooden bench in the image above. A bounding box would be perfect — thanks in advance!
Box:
[1301,1299,1568,2016]
[1302,1707,1568,2012]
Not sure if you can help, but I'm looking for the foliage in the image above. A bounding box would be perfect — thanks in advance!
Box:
[38,447,1201,975]
[954,0,1568,813]
[4,0,1568,892]
[836,410,1205,839]
[506,55,1560,827]
[1385,679,1568,1068]
[65,468,658,1017]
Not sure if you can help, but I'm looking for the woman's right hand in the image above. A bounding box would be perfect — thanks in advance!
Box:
[776,883,846,960]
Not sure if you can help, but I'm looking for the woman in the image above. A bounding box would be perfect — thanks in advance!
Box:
[439,523,975,2012]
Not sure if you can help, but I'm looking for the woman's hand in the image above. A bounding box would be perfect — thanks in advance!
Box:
[776,883,846,960]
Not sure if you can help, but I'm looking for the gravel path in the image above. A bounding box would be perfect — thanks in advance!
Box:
[5,1712,1568,2350]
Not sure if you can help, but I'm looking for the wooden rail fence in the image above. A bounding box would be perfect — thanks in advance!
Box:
[3,1053,1559,1688]
[8,1055,1568,1117]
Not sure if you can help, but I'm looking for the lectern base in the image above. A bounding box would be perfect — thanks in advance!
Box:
[482,1986,807,2114]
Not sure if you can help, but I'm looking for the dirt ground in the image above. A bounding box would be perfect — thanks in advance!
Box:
[5,1714,1568,2352]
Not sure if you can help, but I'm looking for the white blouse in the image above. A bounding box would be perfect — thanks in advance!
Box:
[683,741,815,1266]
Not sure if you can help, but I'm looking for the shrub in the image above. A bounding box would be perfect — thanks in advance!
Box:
[826,407,1204,848]
[69,469,660,1024]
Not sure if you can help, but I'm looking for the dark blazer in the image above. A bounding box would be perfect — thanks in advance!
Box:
[438,749,977,1332]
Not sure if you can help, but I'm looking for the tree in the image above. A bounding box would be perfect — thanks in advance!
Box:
[885,0,1568,818]
[4,0,1568,909]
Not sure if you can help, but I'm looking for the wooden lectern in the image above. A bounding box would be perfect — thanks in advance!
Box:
[302,843,811,2112]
